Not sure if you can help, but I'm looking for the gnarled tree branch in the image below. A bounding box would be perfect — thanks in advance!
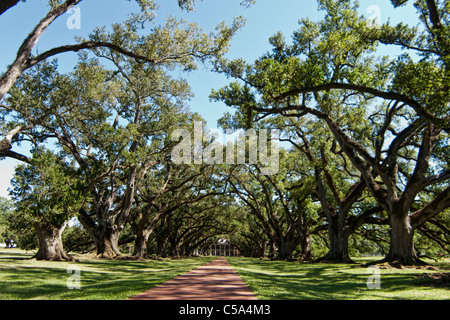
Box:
[273,83,449,133]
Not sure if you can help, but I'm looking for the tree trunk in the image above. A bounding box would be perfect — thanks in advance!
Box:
[170,238,179,257]
[78,209,122,258]
[267,240,276,259]
[33,221,71,261]
[385,212,424,266]
[299,234,312,262]
[262,241,267,258]
[276,239,295,260]
[318,214,353,263]
[133,230,151,258]
[157,234,170,258]
[93,227,121,258]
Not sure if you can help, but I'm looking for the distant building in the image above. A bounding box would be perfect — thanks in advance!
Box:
[207,239,239,257]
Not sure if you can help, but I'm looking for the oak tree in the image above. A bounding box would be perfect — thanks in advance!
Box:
[212,0,450,265]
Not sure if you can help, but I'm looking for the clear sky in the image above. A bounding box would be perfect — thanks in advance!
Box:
[0,0,419,198]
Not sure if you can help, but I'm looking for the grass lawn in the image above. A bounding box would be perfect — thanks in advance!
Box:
[226,257,450,300]
[1,248,449,300]
[0,248,215,300]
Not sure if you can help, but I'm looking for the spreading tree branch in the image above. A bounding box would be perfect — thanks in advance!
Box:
[272,83,449,133]
[0,0,21,15]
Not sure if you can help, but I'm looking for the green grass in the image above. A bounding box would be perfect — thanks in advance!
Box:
[226,257,450,300]
[1,248,449,300]
[0,248,215,300]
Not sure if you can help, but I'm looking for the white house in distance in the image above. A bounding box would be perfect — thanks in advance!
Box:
[207,239,239,257]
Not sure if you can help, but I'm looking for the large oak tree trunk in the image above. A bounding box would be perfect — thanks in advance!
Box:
[95,230,121,258]
[157,233,170,258]
[385,212,423,266]
[276,239,296,260]
[133,230,152,258]
[33,221,71,261]
[78,210,122,258]
[299,234,312,262]
[318,214,352,263]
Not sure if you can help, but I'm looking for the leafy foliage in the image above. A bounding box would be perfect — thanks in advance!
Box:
[1,0,449,263]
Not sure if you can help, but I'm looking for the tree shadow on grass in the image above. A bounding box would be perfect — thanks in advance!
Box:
[0,267,69,299]
[0,263,204,300]
[227,257,437,300]
[0,250,215,300]
[0,249,34,261]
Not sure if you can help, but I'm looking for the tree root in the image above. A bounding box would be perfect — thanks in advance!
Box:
[361,256,430,269]
[417,272,450,287]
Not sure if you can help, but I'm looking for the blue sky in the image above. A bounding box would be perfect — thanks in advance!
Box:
[0,0,419,198]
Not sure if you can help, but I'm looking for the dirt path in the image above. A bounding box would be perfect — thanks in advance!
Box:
[128,257,257,300]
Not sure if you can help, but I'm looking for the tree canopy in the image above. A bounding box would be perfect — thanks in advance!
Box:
[1,0,448,265]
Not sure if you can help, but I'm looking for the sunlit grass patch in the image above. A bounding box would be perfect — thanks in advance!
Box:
[0,248,214,300]
[227,257,450,300]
